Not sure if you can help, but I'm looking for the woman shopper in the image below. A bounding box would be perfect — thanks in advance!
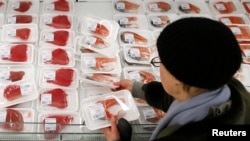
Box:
[102,17,250,141]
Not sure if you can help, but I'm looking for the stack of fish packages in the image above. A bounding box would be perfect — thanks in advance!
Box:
[210,0,250,90]
[36,0,83,140]
[0,0,39,139]
[113,0,159,85]
[75,14,121,88]
[75,13,142,139]
[112,0,164,139]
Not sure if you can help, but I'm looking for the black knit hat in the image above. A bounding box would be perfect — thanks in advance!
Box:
[157,17,242,90]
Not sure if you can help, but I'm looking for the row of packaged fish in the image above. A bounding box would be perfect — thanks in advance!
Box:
[1,0,249,16]
[112,0,250,15]
[0,0,74,14]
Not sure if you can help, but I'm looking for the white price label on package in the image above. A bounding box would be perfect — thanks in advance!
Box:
[41,94,52,105]
[0,70,10,80]
[87,21,98,32]
[89,103,106,120]
[45,118,57,131]
[44,33,54,41]
[116,2,125,10]
[20,83,32,96]
[142,107,157,120]
[124,33,135,44]
[83,57,96,68]
[43,71,56,81]
[128,71,141,81]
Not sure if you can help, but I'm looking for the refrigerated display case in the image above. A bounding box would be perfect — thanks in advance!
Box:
[0,0,249,140]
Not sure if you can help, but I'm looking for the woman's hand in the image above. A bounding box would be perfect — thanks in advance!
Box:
[112,79,134,92]
[102,115,120,141]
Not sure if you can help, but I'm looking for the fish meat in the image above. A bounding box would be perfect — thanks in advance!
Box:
[43,115,74,140]
[91,23,110,37]
[179,2,200,14]
[92,57,116,71]
[242,2,250,14]
[0,109,24,131]
[127,46,151,61]
[40,88,68,108]
[3,84,21,101]
[115,0,139,13]
[0,2,4,7]
[228,25,250,40]
[219,16,245,24]
[86,73,119,84]
[214,1,235,14]
[128,70,155,83]
[14,15,33,24]
[46,30,69,46]
[53,0,69,12]
[46,68,74,86]
[83,35,107,49]
[118,16,138,28]
[13,1,32,12]
[7,71,25,82]
[140,71,155,83]
[47,15,71,29]
[145,108,165,123]
[97,98,125,119]
[2,44,28,62]
[15,28,31,40]
[150,16,170,28]
[148,1,171,12]
[121,31,148,44]
[44,48,69,65]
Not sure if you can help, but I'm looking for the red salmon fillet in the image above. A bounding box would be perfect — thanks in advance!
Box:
[214,1,236,14]
[229,25,250,40]
[97,98,125,119]
[3,84,22,101]
[148,2,171,12]
[0,109,24,131]
[16,28,31,40]
[40,88,68,108]
[14,1,32,12]
[2,44,28,62]
[92,23,109,37]
[14,15,32,24]
[43,115,73,140]
[46,68,74,86]
[219,16,245,24]
[46,48,69,65]
[54,0,69,12]
[121,31,148,44]
[8,71,25,82]
[47,15,71,29]
[243,2,250,13]
[179,2,200,14]
[115,0,139,12]
[47,30,69,46]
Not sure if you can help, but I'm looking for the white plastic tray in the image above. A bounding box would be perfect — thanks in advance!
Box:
[81,90,140,130]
